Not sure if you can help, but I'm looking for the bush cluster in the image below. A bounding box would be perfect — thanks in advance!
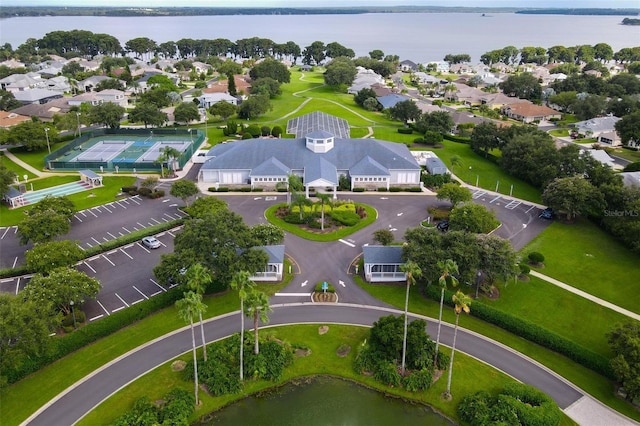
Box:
[422,173,452,189]
[208,187,230,192]
[457,383,562,426]
[112,388,194,426]
[397,128,413,134]
[122,186,164,199]
[329,209,360,226]
[424,285,613,379]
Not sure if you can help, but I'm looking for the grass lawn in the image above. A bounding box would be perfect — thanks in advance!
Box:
[0,176,136,226]
[78,324,577,426]
[485,276,629,357]
[0,154,37,180]
[521,219,640,314]
[9,142,67,171]
[609,147,640,163]
[429,140,542,203]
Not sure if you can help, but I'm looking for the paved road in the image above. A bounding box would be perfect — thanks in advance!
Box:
[24,303,584,426]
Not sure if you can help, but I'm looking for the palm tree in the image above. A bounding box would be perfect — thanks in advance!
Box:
[185,263,213,362]
[230,270,255,381]
[444,290,472,399]
[449,155,463,175]
[243,288,272,354]
[292,192,312,221]
[316,192,332,231]
[176,291,207,405]
[287,174,303,206]
[399,260,422,375]
[434,259,459,364]
[161,146,181,176]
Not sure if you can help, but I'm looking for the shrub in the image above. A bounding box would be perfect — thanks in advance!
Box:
[389,187,402,192]
[403,368,434,392]
[373,361,401,387]
[623,162,640,172]
[397,128,413,134]
[251,188,263,192]
[352,187,365,192]
[408,187,422,192]
[151,190,164,198]
[377,187,388,192]
[519,263,531,275]
[413,137,425,144]
[271,126,283,137]
[241,132,253,140]
[329,209,360,226]
[422,173,452,189]
[442,134,471,144]
[138,187,152,197]
[260,125,271,136]
[245,124,261,138]
[528,252,545,265]
[239,187,251,192]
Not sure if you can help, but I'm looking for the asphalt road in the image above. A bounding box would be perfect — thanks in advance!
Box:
[25,303,584,426]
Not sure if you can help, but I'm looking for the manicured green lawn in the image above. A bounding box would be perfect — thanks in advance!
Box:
[521,219,640,314]
[78,324,573,426]
[0,176,136,226]
[9,142,67,171]
[609,147,640,162]
[486,276,628,357]
[0,154,36,180]
[430,140,543,203]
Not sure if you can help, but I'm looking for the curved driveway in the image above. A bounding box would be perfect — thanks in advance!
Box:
[26,303,584,426]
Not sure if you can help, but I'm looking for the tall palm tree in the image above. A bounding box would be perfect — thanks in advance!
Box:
[449,155,463,175]
[244,288,272,355]
[434,259,459,364]
[444,290,471,399]
[316,192,332,231]
[185,263,213,362]
[399,260,422,375]
[230,270,255,381]
[176,291,207,405]
[161,146,181,176]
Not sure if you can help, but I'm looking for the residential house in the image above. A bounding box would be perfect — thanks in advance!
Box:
[200,111,421,195]
[95,89,127,107]
[78,76,115,92]
[376,93,411,109]
[10,97,72,121]
[620,172,640,188]
[203,74,252,95]
[448,83,486,106]
[412,72,439,85]
[347,67,385,94]
[0,111,31,128]
[0,73,43,92]
[370,83,394,97]
[191,61,212,74]
[501,103,561,123]
[427,61,450,73]
[583,149,622,170]
[0,59,26,69]
[399,60,418,72]
[13,88,64,105]
[573,116,621,142]
[68,92,103,107]
[249,245,285,282]
[362,245,406,283]
[42,76,72,93]
[479,93,527,109]
[197,92,238,108]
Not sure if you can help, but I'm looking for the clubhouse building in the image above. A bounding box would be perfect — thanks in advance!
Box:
[199,112,421,197]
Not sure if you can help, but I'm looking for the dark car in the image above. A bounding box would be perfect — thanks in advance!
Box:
[540,208,555,220]
[436,220,449,232]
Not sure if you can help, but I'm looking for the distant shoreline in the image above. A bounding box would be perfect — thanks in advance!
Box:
[1,6,639,19]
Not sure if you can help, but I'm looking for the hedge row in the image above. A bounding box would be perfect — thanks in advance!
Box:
[442,134,471,144]
[423,285,614,379]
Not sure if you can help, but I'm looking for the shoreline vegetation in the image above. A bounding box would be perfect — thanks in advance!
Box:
[1,6,639,19]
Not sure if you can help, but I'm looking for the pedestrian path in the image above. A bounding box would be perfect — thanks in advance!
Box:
[2,148,50,177]
[530,270,640,321]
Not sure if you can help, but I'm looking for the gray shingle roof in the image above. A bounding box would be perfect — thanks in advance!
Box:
[350,156,389,176]
[203,137,419,174]
[362,245,404,264]
[259,245,285,263]
[305,157,337,184]
[250,157,290,176]
[377,94,411,109]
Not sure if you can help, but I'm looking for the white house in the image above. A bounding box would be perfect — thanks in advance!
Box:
[362,245,406,283]
[249,245,285,282]
[197,92,238,108]
[95,89,127,107]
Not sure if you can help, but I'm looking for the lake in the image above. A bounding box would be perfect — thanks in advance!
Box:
[196,376,454,426]
[1,12,639,63]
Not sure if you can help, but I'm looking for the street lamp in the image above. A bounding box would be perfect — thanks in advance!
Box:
[76,112,82,137]
[188,128,194,144]
[70,300,77,329]
[44,127,51,154]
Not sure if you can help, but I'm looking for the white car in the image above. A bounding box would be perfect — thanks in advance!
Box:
[141,236,161,249]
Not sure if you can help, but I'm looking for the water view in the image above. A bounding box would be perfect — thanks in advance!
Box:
[197,376,453,426]
[1,12,638,63]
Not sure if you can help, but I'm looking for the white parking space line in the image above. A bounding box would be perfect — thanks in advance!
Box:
[101,255,115,266]
[80,211,87,217]
[168,231,176,237]
[275,292,312,297]
[137,222,145,228]
[489,195,501,204]
[161,217,169,223]
[112,306,125,313]
[505,200,521,210]
[116,200,127,209]
[74,214,83,223]
[89,314,104,321]
[130,197,141,205]
[339,239,356,247]
[122,226,131,233]
[84,261,97,274]
[102,205,112,213]
[1,227,11,239]
[115,293,129,307]
[96,300,110,315]
[133,286,149,300]
[0,278,13,283]
[150,218,161,224]
[525,205,536,213]
[119,248,133,259]
[107,231,117,239]
[131,299,144,305]
[150,291,162,297]
[93,206,102,213]
[107,249,118,255]
[91,237,101,245]
[15,277,20,295]
[138,243,150,253]
[12,257,18,268]
[150,279,167,292]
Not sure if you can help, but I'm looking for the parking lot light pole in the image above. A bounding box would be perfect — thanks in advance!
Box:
[44,127,51,153]
[70,300,77,329]
[76,112,82,137]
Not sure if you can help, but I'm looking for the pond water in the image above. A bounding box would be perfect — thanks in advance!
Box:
[197,376,454,426]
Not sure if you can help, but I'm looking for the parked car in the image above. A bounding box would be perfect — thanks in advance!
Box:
[436,220,449,232]
[141,236,161,249]
[540,208,555,220]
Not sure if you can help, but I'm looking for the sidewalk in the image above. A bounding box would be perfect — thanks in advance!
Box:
[531,270,640,321]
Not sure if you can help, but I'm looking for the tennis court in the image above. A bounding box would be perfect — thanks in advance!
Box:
[45,129,204,172]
